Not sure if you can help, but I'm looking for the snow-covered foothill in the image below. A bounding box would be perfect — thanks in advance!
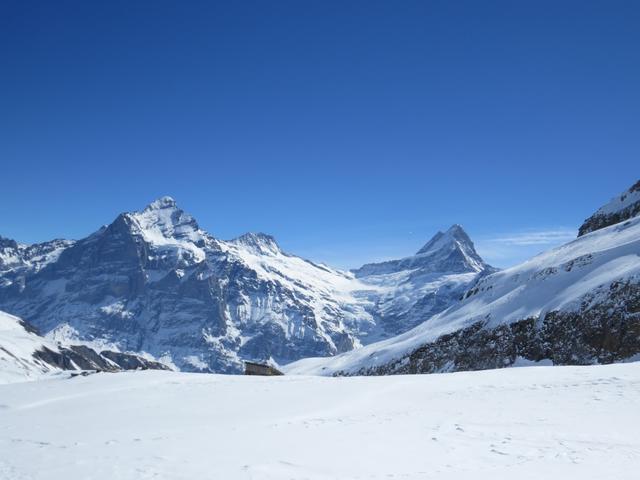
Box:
[0,310,62,384]
[0,310,170,384]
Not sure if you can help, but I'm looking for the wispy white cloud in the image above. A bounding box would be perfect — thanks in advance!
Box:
[475,227,577,267]
[486,228,577,246]
[298,227,579,271]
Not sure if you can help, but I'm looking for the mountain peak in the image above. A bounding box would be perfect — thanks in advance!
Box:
[416,224,473,256]
[144,196,178,211]
[128,197,202,245]
[353,224,490,278]
[231,232,281,254]
[411,224,487,273]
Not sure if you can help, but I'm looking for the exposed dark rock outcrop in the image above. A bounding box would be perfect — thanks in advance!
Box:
[339,280,640,376]
[2,308,171,378]
[578,180,640,236]
[100,350,171,371]
[33,344,171,373]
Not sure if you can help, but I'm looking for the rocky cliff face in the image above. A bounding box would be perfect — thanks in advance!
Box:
[285,183,640,376]
[578,179,640,236]
[340,280,640,376]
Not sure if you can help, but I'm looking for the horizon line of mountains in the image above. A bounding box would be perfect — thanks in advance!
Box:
[1,179,639,377]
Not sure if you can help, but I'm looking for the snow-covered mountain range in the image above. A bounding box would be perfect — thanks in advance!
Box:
[0,197,491,373]
[8,179,637,378]
[0,236,73,288]
[286,180,640,376]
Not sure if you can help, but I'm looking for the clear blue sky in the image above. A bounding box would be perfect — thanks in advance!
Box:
[1,1,638,268]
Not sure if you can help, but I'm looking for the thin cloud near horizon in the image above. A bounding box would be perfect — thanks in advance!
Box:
[479,228,577,246]
[475,227,577,267]
[298,227,578,271]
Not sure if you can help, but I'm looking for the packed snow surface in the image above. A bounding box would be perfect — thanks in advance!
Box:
[1,363,639,480]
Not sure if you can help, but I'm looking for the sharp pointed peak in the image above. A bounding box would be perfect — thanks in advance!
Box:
[446,224,466,234]
[416,224,472,256]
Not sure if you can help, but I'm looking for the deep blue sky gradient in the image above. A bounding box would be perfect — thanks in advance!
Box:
[1,1,638,267]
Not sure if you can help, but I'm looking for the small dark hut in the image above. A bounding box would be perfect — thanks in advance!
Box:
[244,361,284,376]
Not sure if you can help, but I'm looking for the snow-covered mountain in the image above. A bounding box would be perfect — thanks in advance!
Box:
[0,310,168,384]
[286,180,640,376]
[0,198,492,373]
[353,224,495,340]
[0,198,377,372]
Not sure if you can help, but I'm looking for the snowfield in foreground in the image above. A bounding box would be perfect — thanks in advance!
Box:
[1,364,639,480]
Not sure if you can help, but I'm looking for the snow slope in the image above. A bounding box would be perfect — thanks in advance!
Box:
[0,310,171,384]
[0,311,62,384]
[0,308,131,385]
[0,363,639,480]
[286,214,640,375]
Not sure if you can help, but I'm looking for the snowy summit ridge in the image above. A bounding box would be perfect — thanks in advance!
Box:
[231,232,281,255]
